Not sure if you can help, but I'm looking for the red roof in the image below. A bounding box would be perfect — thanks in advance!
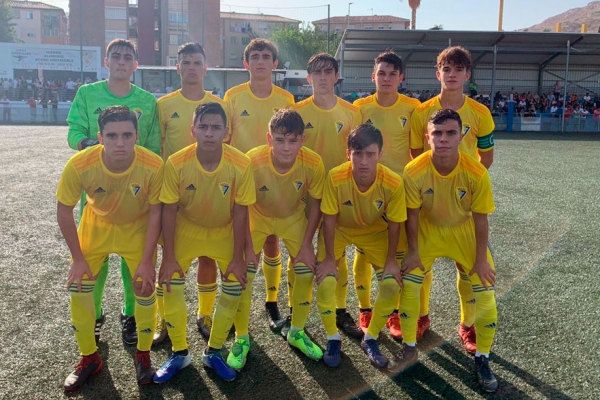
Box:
[8,1,64,11]
[313,15,409,24]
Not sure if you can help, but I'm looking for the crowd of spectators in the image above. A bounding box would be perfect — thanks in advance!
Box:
[0,76,99,104]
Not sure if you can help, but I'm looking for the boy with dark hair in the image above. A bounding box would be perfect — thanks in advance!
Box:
[293,53,363,339]
[398,109,498,392]
[224,38,295,334]
[155,102,256,383]
[353,50,420,339]
[154,42,229,344]
[58,106,163,391]
[241,109,325,365]
[409,46,495,349]
[66,38,161,347]
[316,124,406,368]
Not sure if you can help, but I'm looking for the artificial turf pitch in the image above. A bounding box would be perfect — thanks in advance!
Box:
[0,126,598,399]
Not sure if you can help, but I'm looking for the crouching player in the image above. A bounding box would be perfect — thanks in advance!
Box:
[396,109,498,392]
[242,109,325,365]
[155,102,256,383]
[57,106,163,390]
[316,124,407,368]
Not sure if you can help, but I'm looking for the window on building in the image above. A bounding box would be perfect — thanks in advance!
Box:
[129,0,138,4]
[230,52,237,60]
[169,34,181,45]
[26,30,36,38]
[259,22,267,30]
[364,26,373,29]
[168,12,188,24]
[12,10,20,19]
[105,7,127,20]
[42,11,60,37]
[242,37,251,45]
[230,36,236,44]
[168,57,178,66]
[26,12,34,19]
[105,30,128,44]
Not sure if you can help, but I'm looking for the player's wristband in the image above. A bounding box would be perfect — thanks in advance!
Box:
[80,138,99,149]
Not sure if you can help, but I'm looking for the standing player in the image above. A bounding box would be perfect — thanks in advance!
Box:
[66,39,161,346]
[225,39,295,333]
[154,103,255,383]
[153,42,228,344]
[58,106,163,390]
[395,109,498,392]
[316,124,406,367]
[293,53,362,338]
[353,50,420,339]
[409,46,495,349]
[242,109,325,366]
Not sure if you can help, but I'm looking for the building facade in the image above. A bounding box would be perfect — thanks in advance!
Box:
[219,12,300,68]
[9,1,68,45]
[69,0,220,67]
[312,15,409,34]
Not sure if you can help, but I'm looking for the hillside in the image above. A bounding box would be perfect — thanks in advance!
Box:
[523,1,600,32]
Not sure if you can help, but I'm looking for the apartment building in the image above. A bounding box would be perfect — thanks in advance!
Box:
[312,15,409,34]
[8,1,68,45]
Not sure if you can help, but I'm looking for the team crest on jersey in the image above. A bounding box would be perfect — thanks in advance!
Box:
[335,121,344,134]
[457,187,468,200]
[130,183,141,197]
[294,180,304,191]
[374,199,384,211]
[462,124,471,137]
[219,182,231,196]
[398,115,408,129]
[132,108,143,121]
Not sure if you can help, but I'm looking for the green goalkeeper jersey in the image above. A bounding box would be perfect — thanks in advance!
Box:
[66,81,161,156]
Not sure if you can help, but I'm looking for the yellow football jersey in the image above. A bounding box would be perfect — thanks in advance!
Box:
[409,95,495,157]
[160,143,255,227]
[293,96,361,173]
[56,145,164,225]
[321,162,406,234]
[354,94,420,175]
[403,151,495,227]
[224,82,294,154]
[246,145,325,219]
[157,89,228,161]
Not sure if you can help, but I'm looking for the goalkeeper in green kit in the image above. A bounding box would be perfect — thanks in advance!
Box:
[66,39,161,345]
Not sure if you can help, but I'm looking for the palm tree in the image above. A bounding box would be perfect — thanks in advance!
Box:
[408,0,421,30]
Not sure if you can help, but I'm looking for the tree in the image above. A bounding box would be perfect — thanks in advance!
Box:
[0,0,19,42]
[430,24,443,30]
[408,0,421,30]
[270,26,341,70]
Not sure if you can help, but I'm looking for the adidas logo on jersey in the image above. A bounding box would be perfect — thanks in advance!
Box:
[484,322,497,329]
[343,200,353,206]
[93,107,102,114]
[94,186,106,193]
[259,185,269,192]
[424,188,434,195]
[171,112,180,118]
[186,184,196,190]
[305,122,314,129]
[299,301,310,306]
[240,110,249,117]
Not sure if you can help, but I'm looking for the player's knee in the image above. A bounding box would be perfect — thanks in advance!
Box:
[317,276,336,301]
[401,275,422,300]
[378,277,400,299]
[293,263,314,284]
[133,281,154,298]
[474,290,496,312]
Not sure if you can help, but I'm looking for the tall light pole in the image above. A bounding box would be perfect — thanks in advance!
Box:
[498,0,504,31]
[347,2,353,29]
[79,0,84,83]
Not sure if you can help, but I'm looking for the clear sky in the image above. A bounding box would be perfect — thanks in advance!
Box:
[42,0,593,31]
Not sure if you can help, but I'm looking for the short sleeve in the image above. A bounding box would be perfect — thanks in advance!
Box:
[385,180,407,223]
[234,161,256,206]
[320,172,339,216]
[307,158,326,200]
[148,163,164,205]
[403,169,423,209]
[471,171,495,214]
[159,159,181,204]
[56,160,83,206]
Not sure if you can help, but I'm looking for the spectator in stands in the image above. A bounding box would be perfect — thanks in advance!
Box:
[493,91,503,103]
[27,97,37,123]
[424,90,432,100]
[65,78,76,101]
[553,80,562,99]
[469,80,478,97]
[165,84,174,94]
[1,94,10,122]
[550,103,559,116]
[2,79,10,100]
[540,94,549,112]
[51,94,59,123]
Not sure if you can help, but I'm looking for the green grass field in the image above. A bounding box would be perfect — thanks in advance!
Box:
[0,126,598,399]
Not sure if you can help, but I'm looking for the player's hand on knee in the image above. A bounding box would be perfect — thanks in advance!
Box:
[401,251,424,276]
[381,258,403,288]
[133,260,157,296]
[224,258,248,290]
[158,258,184,292]
[294,245,317,273]
[67,259,94,292]
[469,260,495,290]
[315,257,337,285]
[245,252,259,272]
